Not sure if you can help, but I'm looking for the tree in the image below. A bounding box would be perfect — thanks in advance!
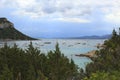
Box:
[83,71,120,80]
[84,28,120,79]
[0,42,79,80]
[0,64,13,80]
[26,42,41,79]
[26,65,36,80]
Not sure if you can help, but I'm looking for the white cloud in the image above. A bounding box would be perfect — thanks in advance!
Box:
[98,0,120,23]
[105,11,120,23]
[54,17,91,23]
[1,0,120,23]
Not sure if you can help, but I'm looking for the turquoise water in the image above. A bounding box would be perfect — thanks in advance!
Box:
[0,39,105,69]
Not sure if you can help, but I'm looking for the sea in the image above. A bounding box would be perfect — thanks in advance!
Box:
[0,39,105,69]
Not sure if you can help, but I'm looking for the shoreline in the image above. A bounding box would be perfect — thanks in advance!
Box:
[75,50,96,59]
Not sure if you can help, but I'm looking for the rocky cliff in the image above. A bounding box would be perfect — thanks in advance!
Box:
[0,17,36,40]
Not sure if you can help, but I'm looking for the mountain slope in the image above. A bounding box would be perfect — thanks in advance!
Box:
[64,35,111,39]
[76,35,111,39]
[0,18,36,40]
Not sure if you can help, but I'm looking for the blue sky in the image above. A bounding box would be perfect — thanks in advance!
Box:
[0,0,120,38]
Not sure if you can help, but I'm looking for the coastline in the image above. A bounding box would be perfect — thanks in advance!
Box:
[75,50,96,59]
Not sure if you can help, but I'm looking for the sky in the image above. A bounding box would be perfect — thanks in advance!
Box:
[0,0,120,38]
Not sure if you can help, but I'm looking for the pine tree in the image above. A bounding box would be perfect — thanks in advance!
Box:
[37,70,48,80]
[26,42,41,79]
[0,64,13,80]
[26,65,36,80]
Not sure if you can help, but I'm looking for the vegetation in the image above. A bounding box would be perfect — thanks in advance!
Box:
[0,42,78,80]
[83,71,120,80]
[82,28,120,79]
[0,24,120,80]
[0,18,36,40]
[0,27,36,40]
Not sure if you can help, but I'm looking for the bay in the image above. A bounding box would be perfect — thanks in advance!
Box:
[0,39,105,69]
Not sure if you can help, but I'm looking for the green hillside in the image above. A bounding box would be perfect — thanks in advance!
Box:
[0,18,36,40]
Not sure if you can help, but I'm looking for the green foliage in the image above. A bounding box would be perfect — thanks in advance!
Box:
[83,71,120,80]
[2,28,120,80]
[0,42,78,80]
[84,28,120,79]
[26,65,36,80]
[47,43,78,80]
[0,26,35,40]
[0,64,13,80]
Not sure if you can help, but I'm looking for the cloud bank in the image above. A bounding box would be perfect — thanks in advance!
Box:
[1,0,120,23]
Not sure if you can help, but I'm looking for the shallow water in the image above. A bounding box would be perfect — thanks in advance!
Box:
[0,39,105,69]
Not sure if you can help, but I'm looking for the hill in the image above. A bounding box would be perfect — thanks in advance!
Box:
[0,18,36,40]
[68,35,111,39]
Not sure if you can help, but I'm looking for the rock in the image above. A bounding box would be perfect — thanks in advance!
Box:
[0,17,36,40]
[75,50,96,59]
[0,18,14,29]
